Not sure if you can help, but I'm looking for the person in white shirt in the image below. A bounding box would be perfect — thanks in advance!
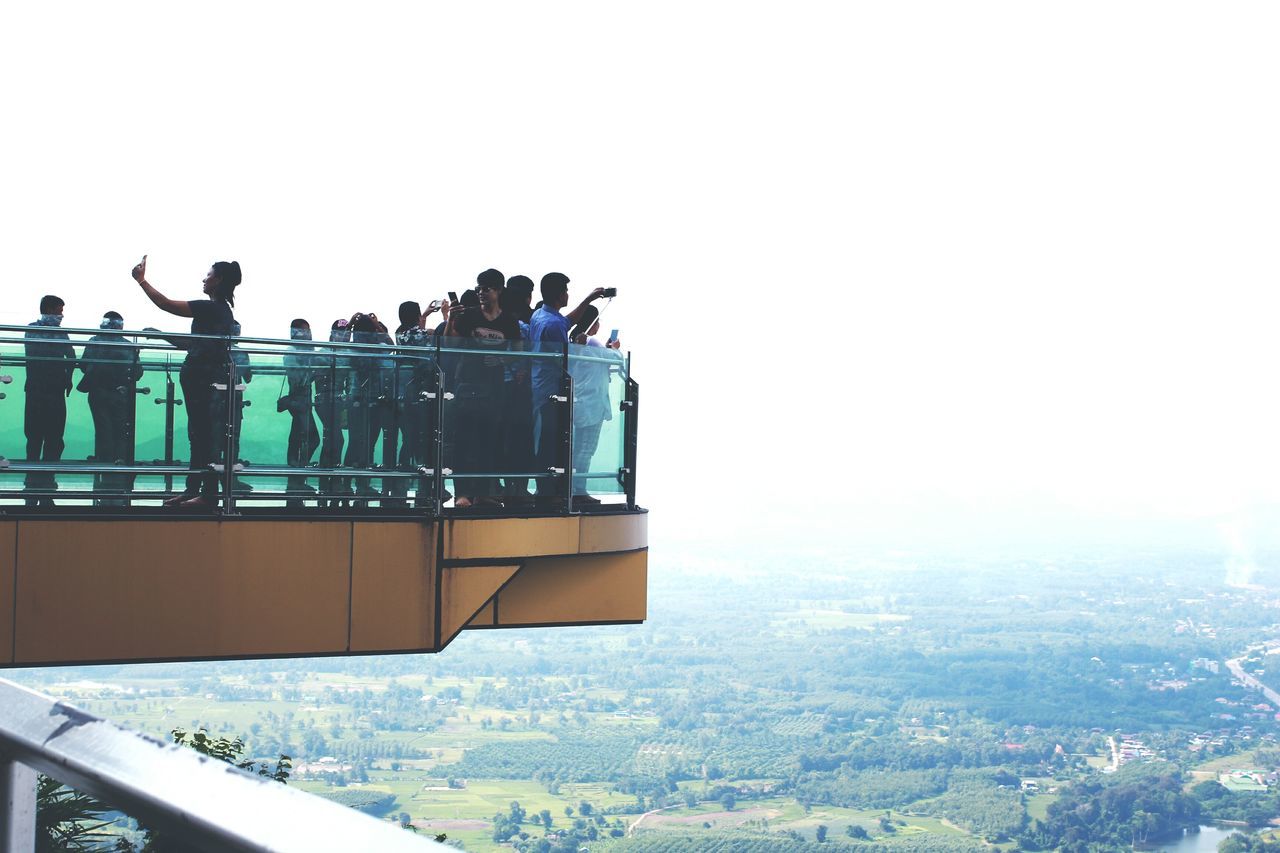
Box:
[568,305,622,504]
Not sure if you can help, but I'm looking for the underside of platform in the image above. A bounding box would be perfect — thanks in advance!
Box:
[0,512,646,667]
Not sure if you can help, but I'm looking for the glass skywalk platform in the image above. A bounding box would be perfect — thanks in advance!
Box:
[0,324,646,667]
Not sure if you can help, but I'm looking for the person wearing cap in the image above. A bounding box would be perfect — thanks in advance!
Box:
[23,294,77,506]
[78,311,143,504]
[528,273,608,506]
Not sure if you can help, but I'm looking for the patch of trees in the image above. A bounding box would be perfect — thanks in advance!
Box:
[792,768,948,809]
[1220,833,1280,853]
[603,830,989,851]
[316,788,395,815]
[1020,765,1200,850]
[444,734,640,781]
[1190,780,1280,827]
[920,777,1026,840]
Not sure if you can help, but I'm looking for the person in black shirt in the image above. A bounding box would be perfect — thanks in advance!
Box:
[23,295,77,506]
[78,310,142,504]
[446,269,521,508]
[132,255,241,509]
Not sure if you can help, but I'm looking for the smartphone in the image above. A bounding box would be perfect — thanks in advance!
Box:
[601,287,617,298]
[608,329,619,344]
[428,300,442,311]
[448,291,459,303]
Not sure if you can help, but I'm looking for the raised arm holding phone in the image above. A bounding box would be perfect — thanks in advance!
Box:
[130,255,242,509]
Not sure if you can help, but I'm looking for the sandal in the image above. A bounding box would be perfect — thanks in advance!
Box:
[163,493,195,508]
[454,497,474,509]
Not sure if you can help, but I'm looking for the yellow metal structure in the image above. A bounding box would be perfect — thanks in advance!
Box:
[0,513,646,667]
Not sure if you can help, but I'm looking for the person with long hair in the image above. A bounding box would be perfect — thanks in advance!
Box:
[131,255,241,509]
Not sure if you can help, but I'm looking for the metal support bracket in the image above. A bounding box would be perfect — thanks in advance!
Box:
[0,753,37,853]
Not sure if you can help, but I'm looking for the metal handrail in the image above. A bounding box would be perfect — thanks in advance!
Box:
[0,678,445,852]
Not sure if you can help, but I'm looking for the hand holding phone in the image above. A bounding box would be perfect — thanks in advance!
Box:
[608,329,619,344]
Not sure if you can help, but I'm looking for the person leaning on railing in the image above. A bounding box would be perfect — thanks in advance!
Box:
[22,294,77,507]
[78,311,143,505]
[131,255,242,510]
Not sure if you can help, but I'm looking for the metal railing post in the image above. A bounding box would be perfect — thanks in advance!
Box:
[0,753,36,853]
[221,351,238,516]
[161,357,179,495]
[560,342,574,515]
[431,359,447,516]
[623,364,639,511]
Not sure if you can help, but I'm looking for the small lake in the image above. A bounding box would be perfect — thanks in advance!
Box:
[1154,825,1241,852]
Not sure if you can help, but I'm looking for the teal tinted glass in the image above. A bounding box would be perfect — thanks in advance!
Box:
[0,322,635,511]
[0,327,177,504]
[133,351,187,482]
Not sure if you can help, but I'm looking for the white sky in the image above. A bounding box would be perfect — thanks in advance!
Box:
[2,2,1279,550]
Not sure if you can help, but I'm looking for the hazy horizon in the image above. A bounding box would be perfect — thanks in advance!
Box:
[3,2,1279,549]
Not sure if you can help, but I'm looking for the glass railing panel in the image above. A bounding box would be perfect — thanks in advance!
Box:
[70,334,148,503]
[339,341,396,506]
[133,351,187,498]
[0,323,638,513]
[0,338,30,503]
[437,335,554,509]
[387,348,439,509]
[224,346,286,502]
[569,341,627,499]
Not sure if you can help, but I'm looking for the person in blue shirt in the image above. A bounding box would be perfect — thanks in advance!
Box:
[529,273,607,505]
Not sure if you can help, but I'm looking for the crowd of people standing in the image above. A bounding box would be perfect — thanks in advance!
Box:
[11,261,623,511]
